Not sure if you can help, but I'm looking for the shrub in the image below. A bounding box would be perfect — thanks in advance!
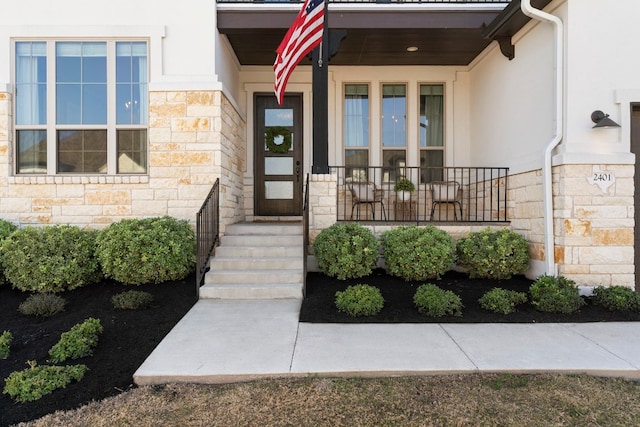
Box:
[313,223,379,280]
[381,226,455,281]
[18,294,67,318]
[456,228,530,280]
[0,331,12,359]
[529,275,585,314]
[48,318,103,363]
[393,177,415,192]
[0,219,18,286]
[96,216,196,285]
[413,284,463,317]
[1,225,101,293]
[592,286,640,312]
[3,360,87,403]
[335,284,384,317]
[112,290,154,310]
[478,288,528,315]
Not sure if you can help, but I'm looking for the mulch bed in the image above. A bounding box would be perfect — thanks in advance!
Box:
[300,269,640,323]
[0,274,197,427]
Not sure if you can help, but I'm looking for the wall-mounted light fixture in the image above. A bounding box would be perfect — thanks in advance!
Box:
[591,110,620,128]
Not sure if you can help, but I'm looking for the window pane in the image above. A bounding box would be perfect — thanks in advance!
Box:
[15,42,47,125]
[420,84,444,147]
[345,149,368,182]
[56,84,81,124]
[382,84,406,147]
[57,130,107,173]
[116,42,148,125]
[420,150,444,183]
[117,129,147,173]
[382,149,406,183]
[344,84,369,148]
[17,130,47,173]
[56,42,107,124]
[82,84,107,124]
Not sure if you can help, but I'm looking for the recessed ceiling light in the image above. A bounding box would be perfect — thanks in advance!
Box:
[406,46,418,52]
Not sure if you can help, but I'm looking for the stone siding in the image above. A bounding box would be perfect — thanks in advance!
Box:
[0,89,245,231]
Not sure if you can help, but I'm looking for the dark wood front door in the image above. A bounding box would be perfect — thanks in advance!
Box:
[632,105,640,289]
[254,93,303,216]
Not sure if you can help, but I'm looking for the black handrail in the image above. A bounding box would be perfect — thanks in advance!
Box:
[196,178,220,296]
[218,0,509,3]
[332,165,509,223]
[302,173,310,297]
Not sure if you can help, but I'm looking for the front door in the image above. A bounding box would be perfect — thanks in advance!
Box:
[254,93,303,216]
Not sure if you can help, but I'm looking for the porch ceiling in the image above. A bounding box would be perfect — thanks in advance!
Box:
[217,0,553,66]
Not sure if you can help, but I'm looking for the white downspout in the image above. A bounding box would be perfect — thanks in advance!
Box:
[521,0,563,276]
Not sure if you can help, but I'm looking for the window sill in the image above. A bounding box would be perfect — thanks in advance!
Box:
[9,175,150,185]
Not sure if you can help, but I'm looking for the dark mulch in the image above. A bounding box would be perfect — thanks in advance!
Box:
[0,274,198,427]
[300,269,640,323]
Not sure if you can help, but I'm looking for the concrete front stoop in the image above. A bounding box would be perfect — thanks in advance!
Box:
[199,222,304,300]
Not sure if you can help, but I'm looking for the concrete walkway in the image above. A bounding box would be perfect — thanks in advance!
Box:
[134,299,640,385]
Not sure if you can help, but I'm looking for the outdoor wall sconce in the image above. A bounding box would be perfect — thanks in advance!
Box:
[591,110,621,128]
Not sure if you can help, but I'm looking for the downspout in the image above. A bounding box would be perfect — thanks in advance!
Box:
[521,0,563,276]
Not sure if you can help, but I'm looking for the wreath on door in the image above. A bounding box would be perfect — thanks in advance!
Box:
[265,126,292,154]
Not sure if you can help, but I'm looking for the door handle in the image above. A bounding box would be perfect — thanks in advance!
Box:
[296,160,300,182]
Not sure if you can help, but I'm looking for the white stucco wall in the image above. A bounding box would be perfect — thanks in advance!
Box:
[562,0,640,162]
[0,0,220,89]
[467,4,557,174]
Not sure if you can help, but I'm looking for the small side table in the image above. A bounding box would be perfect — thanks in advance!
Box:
[393,199,416,221]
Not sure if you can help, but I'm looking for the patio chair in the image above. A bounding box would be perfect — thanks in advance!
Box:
[348,181,387,221]
[428,181,463,220]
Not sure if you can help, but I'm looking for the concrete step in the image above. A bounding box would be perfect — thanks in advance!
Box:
[198,283,302,299]
[204,269,304,285]
[220,234,303,247]
[209,256,303,271]
[225,222,302,236]
[215,245,301,258]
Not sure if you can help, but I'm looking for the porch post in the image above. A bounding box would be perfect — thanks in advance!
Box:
[311,1,329,174]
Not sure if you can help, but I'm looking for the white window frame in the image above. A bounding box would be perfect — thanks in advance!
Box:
[13,38,149,176]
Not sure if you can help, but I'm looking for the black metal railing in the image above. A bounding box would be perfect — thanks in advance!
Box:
[332,166,509,223]
[302,173,310,297]
[196,178,220,295]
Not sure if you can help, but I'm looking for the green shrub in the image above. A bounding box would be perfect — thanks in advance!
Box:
[0,219,18,286]
[1,225,101,293]
[18,294,67,318]
[112,290,154,310]
[3,361,87,403]
[381,226,455,281]
[335,284,384,317]
[592,286,640,312]
[0,331,12,359]
[456,228,530,279]
[313,223,379,280]
[413,284,463,317]
[48,318,103,363]
[96,216,196,285]
[478,288,528,315]
[529,275,585,314]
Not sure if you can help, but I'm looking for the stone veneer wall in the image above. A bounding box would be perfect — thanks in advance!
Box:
[0,89,245,231]
[509,165,635,288]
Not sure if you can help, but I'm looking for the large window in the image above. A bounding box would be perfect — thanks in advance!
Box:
[344,84,369,181]
[381,84,406,183]
[14,40,148,174]
[420,84,444,182]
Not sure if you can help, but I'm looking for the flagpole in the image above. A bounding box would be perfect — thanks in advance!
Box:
[312,0,329,174]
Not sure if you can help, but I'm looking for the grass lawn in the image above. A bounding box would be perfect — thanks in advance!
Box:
[20,374,640,426]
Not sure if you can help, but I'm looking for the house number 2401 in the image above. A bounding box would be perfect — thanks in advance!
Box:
[592,172,613,182]
[587,168,615,193]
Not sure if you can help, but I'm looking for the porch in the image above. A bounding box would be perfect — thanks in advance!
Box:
[330,166,509,224]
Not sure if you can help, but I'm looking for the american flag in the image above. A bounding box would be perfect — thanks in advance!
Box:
[273,0,325,105]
